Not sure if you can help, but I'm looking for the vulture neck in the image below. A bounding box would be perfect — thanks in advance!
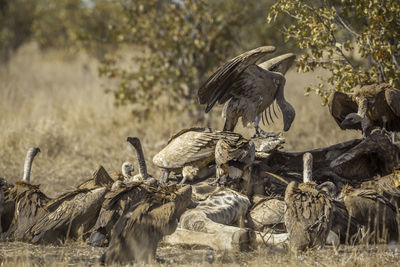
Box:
[275,79,295,132]
[22,149,38,182]
[303,152,313,183]
[133,141,148,179]
[357,97,368,117]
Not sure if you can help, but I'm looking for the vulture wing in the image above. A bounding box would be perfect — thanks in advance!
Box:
[258,53,296,75]
[198,46,276,112]
[30,187,107,244]
[328,91,359,130]
[153,130,241,169]
[385,88,400,117]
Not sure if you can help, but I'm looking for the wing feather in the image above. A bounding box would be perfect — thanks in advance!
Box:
[328,91,359,129]
[258,53,296,74]
[198,46,276,112]
[385,88,400,116]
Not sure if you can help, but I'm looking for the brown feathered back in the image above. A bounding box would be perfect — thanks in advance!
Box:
[101,184,192,264]
[284,181,333,252]
[89,181,149,247]
[342,184,398,243]
[30,187,107,244]
[5,181,50,241]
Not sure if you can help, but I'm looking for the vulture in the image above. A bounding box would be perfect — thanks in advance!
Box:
[328,83,400,137]
[214,136,255,185]
[198,46,296,136]
[90,137,157,247]
[284,153,333,252]
[29,186,108,244]
[4,147,51,241]
[341,184,398,243]
[361,169,400,208]
[153,127,242,184]
[127,137,153,181]
[100,184,192,264]
[0,186,4,233]
[89,180,153,247]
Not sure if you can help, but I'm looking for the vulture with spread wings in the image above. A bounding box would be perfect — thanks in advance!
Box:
[198,46,296,136]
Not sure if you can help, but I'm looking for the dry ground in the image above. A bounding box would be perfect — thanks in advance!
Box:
[2,43,396,266]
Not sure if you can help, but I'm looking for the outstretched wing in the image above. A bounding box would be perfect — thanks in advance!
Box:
[328,91,359,130]
[198,46,276,112]
[258,53,296,75]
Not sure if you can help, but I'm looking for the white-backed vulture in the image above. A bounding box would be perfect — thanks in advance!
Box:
[328,83,400,137]
[214,136,255,185]
[100,184,192,264]
[284,153,333,252]
[4,147,51,241]
[361,169,400,208]
[341,184,398,243]
[89,180,151,247]
[197,46,296,136]
[29,186,107,244]
[152,127,242,184]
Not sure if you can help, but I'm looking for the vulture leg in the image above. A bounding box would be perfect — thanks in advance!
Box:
[392,132,399,143]
[160,169,170,184]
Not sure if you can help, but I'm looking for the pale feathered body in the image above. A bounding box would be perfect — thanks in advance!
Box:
[153,127,242,183]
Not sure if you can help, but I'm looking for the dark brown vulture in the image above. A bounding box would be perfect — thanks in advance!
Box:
[328,83,400,137]
[89,179,153,247]
[284,153,333,251]
[3,147,51,241]
[198,46,296,137]
[341,184,398,243]
[284,181,333,252]
[100,184,192,264]
[361,169,400,208]
[29,186,108,244]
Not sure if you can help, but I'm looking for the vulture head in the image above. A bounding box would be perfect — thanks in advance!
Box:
[316,181,338,199]
[121,162,135,179]
[340,113,362,129]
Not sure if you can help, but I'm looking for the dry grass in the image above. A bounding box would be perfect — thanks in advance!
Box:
[0,43,379,266]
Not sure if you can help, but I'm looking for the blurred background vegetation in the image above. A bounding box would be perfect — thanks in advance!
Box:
[3,0,398,193]
[1,0,398,115]
[0,0,297,120]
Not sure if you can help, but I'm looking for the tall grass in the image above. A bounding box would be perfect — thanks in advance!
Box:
[0,43,359,197]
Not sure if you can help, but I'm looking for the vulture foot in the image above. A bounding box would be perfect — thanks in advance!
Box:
[253,129,281,139]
